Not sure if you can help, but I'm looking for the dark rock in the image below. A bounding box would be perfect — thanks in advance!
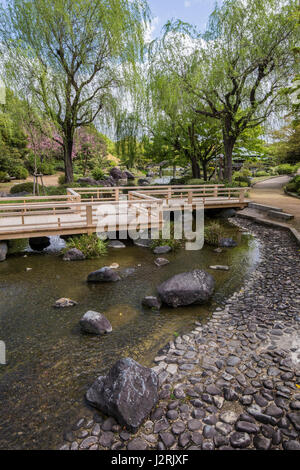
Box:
[80,311,112,335]
[157,270,215,308]
[219,238,237,248]
[287,412,300,431]
[127,438,148,451]
[110,167,124,181]
[63,248,85,261]
[29,236,50,251]
[134,238,152,248]
[172,422,186,435]
[253,435,272,450]
[283,440,300,450]
[99,432,114,448]
[138,178,150,186]
[159,432,175,449]
[87,267,121,283]
[230,432,251,449]
[86,358,158,432]
[142,296,162,310]
[0,242,8,262]
[223,387,239,401]
[235,421,259,433]
[124,170,135,180]
[153,245,172,255]
[218,209,237,219]
[77,177,98,185]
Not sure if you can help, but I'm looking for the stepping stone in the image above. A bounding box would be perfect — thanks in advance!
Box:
[209,265,230,271]
[54,298,77,308]
[108,240,126,249]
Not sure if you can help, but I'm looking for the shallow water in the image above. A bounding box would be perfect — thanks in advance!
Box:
[0,223,259,449]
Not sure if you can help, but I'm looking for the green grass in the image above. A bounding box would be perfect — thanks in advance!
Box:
[64,234,108,259]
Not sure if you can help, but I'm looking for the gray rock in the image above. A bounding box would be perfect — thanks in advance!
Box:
[155,258,170,267]
[235,421,259,433]
[108,240,126,249]
[63,248,85,261]
[87,267,121,283]
[142,296,162,310]
[80,311,112,335]
[157,270,215,308]
[54,298,77,308]
[77,177,98,185]
[86,358,158,432]
[219,238,237,248]
[153,246,172,255]
[134,238,152,248]
[127,438,148,450]
[209,265,229,271]
[218,209,237,219]
[230,432,251,449]
[287,412,300,431]
[0,242,8,262]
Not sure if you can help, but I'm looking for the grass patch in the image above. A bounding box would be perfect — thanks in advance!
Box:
[65,234,107,259]
[204,221,225,246]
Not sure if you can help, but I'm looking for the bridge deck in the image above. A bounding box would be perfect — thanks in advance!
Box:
[0,185,250,240]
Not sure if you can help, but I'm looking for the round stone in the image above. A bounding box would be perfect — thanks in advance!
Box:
[230,432,251,449]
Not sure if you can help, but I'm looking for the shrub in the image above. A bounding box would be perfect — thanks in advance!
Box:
[186,178,206,185]
[150,223,183,251]
[40,162,55,175]
[46,185,68,196]
[11,166,29,180]
[58,174,66,185]
[10,182,34,194]
[204,221,225,246]
[92,168,105,180]
[65,234,107,259]
[255,171,269,177]
[0,171,9,183]
[276,164,296,175]
[8,238,28,254]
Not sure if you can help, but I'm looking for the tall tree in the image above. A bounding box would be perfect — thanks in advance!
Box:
[151,0,298,181]
[0,0,149,182]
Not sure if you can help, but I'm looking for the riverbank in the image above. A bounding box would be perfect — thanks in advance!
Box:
[60,218,300,451]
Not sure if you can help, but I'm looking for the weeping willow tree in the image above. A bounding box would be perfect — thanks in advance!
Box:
[115,112,142,169]
[149,0,299,181]
[0,0,150,182]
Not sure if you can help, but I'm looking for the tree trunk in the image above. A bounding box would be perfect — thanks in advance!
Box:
[64,134,74,183]
[173,164,176,178]
[202,161,208,182]
[223,137,235,182]
[191,157,201,179]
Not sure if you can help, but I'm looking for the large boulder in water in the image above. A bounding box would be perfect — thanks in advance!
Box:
[80,311,112,335]
[124,170,135,180]
[157,270,215,308]
[0,242,8,262]
[87,267,121,283]
[110,167,125,181]
[86,358,159,432]
[29,237,50,251]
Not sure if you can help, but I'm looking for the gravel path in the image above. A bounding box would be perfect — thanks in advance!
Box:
[60,218,300,451]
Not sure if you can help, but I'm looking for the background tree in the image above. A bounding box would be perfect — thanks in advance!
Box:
[151,0,298,181]
[0,0,149,182]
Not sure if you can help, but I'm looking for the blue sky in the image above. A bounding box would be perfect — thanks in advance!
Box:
[147,0,223,39]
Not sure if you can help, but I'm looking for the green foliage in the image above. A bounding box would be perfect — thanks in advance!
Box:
[8,238,28,254]
[10,182,41,194]
[275,164,296,175]
[150,223,183,251]
[65,234,107,259]
[0,171,10,182]
[186,179,206,185]
[285,175,300,194]
[204,221,225,246]
[92,168,106,181]
[11,165,29,179]
[45,185,68,196]
[255,171,269,177]
[58,174,66,185]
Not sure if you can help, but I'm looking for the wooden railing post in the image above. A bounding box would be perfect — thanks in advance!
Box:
[214,185,218,198]
[86,205,93,234]
[239,189,245,203]
[188,190,193,205]
[167,187,172,201]
[115,188,120,201]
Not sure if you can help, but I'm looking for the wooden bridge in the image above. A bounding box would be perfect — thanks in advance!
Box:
[0,185,250,240]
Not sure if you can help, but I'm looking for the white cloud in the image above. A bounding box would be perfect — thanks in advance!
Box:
[144,16,160,43]
[184,0,191,7]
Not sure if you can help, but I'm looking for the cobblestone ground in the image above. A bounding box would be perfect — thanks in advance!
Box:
[60,219,300,451]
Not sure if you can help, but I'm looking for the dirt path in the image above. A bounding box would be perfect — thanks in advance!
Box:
[249,175,300,231]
